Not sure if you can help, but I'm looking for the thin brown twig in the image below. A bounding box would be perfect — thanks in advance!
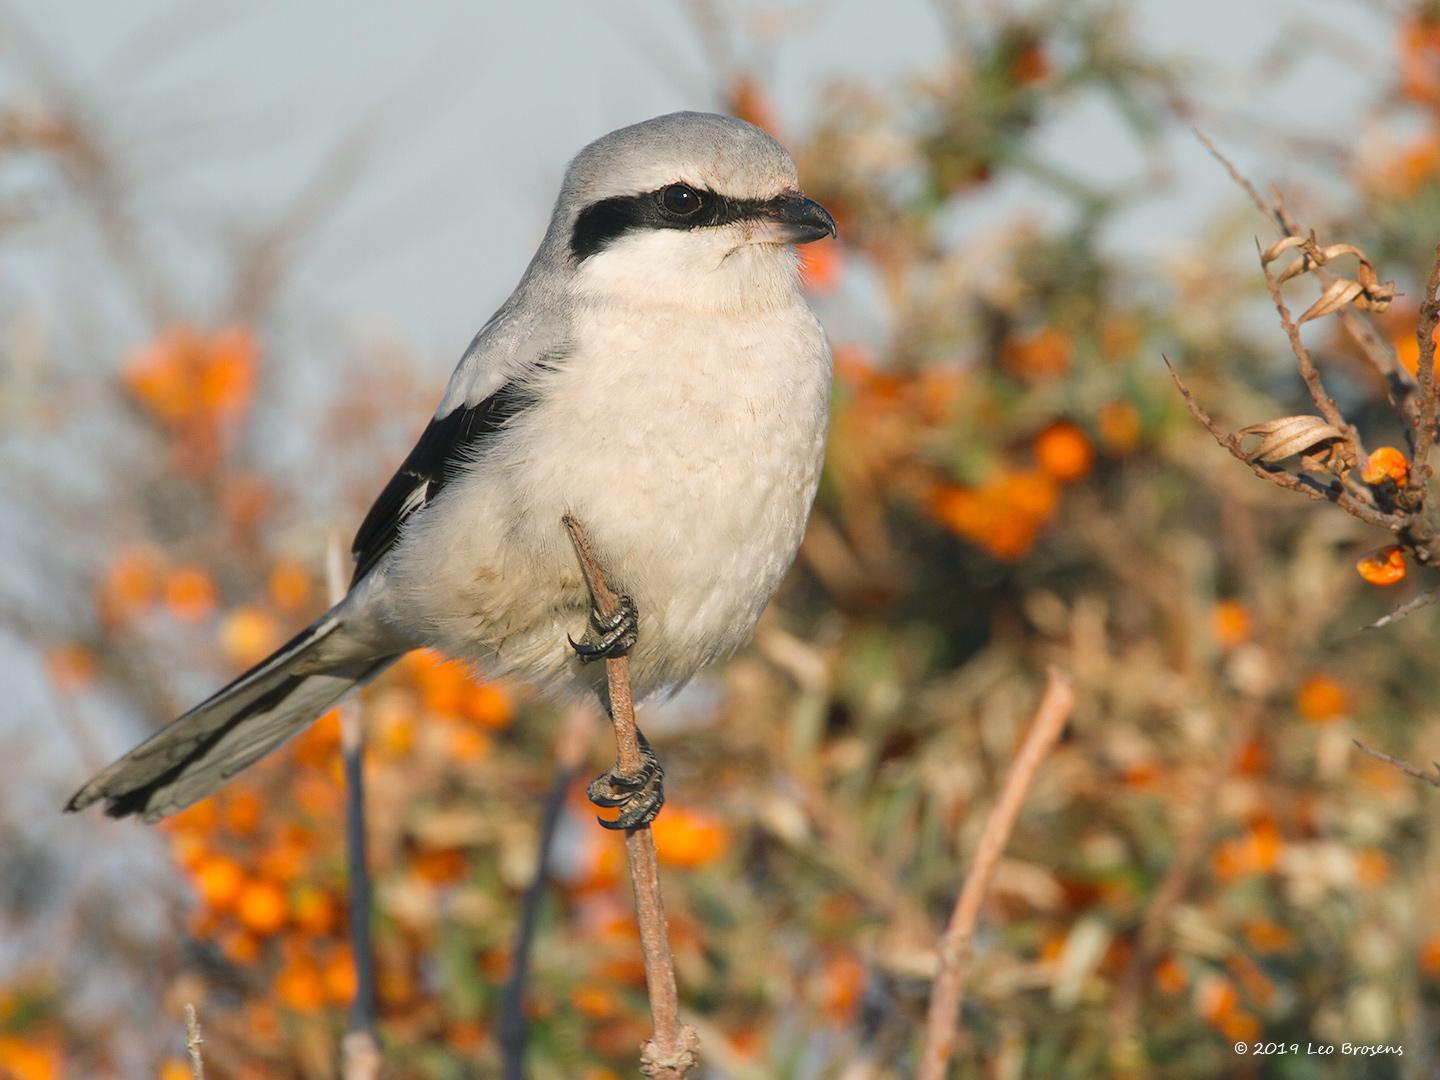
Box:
[1195,130,1418,425]
[1164,357,1401,529]
[1255,236,1365,463]
[1365,587,1440,630]
[562,515,701,1080]
[917,667,1075,1080]
[184,1003,205,1080]
[1411,245,1440,473]
[1353,739,1440,789]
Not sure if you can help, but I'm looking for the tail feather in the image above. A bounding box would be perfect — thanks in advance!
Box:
[65,616,396,821]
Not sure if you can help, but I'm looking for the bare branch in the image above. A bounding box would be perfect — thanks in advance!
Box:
[1164,358,1401,529]
[562,515,701,1080]
[1353,739,1440,789]
[184,1004,205,1080]
[1411,245,1440,474]
[917,668,1075,1080]
[1365,587,1440,630]
[1197,130,1420,418]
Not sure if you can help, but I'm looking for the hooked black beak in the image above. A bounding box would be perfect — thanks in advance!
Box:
[765,193,837,244]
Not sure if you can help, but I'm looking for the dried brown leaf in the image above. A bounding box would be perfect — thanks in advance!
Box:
[1237,415,1346,463]
[1297,278,1366,324]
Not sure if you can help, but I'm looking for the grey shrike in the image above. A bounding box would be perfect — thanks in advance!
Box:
[68,111,836,829]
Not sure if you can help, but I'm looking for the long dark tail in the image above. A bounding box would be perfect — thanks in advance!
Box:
[65,615,396,821]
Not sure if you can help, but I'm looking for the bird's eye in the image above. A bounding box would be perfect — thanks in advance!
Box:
[660,184,703,217]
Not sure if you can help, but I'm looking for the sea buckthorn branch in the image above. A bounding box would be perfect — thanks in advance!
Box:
[561,515,701,1080]
[1175,135,1440,608]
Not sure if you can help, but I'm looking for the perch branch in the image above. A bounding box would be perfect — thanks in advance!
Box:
[917,667,1075,1080]
[562,515,701,1079]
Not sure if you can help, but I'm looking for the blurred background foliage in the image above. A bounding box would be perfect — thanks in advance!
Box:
[4,1,1440,1077]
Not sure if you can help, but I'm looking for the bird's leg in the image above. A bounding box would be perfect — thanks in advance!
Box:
[568,593,639,663]
[587,728,666,830]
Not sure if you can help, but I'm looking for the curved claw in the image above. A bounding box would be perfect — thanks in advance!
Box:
[596,784,666,830]
[568,594,640,664]
[586,727,666,830]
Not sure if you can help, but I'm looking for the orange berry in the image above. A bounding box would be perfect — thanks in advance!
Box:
[1357,544,1408,585]
[160,1060,194,1080]
[291,886,339,936]
[164,567,218,622]
[816,950,866,1025]
[220,928,262,965]
[1391,324,1440,376]
[1209,600,1252,649]
[275,959,326,1012]
[1096,400,1142,452]
[236,879,288,935]
[1153,956,1187,995]
[461,681,513,729]
[219,606,280,666]
[1197,975,1239,1025]
[122,327,203,424]
[0,1037,62,1080]
[1361,446,1409,485]
[1420,934,1440,976]
[412,847,469,885]
[257,837,310,885]
[197,326,258,419]
[1243,919,1294,954]
[222,790,264,836]
[1001,326,1073,380]
[268,561,313,613]
[1296,675,1352,721]
[45,643,97,694]
[169,797,219,836]
[1220,1010,1261,1043]
[571,985,619,1019]
[193,855,245,911]
[449,726,491,762]
[1034,423,1094,483]
[99,545,162,619]
[1355,849,1389,887]
[322,948,358,1004]
[651,808,729,868]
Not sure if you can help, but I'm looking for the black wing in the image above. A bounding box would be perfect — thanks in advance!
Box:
[350,384,530,585]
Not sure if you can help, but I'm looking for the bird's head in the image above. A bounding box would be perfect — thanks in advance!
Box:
[552,112,835,312]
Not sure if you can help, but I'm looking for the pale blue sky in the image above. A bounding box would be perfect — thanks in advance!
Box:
[3,0,1387,366]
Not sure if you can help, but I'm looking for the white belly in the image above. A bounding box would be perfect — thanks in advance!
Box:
[385,298,831,697]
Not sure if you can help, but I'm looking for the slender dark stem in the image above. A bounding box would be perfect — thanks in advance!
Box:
[328,538,380,1074]
[342,737,379,1040]
[500,758,582,1080]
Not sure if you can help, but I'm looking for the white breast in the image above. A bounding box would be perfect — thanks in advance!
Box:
[385,287,830,698]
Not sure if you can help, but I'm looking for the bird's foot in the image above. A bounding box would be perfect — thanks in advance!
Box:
[568,593,639,663]
[587,729,665,830]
